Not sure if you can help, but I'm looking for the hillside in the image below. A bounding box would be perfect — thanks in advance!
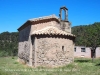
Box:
[0,32,18,56]
[72,22,100,47]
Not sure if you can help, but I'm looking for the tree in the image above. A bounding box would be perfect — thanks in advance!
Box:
[0,31,19,57]
[72,22,100,62]
[87,23,100,62]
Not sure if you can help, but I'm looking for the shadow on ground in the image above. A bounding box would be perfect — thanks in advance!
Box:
[95,63,100,66]
[74,60,90,63]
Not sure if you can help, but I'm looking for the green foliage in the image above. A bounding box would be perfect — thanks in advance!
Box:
[0,32,18,57]
[0,51,9,57]
[72,22,100,47]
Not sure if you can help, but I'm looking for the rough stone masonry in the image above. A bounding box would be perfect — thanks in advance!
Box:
[17,6,75,68]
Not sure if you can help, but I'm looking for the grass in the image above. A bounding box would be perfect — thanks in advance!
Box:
[0,57,100,75]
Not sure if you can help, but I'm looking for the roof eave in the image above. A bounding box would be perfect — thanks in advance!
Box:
[17,20,31,31]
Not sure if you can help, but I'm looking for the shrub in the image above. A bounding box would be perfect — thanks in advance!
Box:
[0,51,9,57]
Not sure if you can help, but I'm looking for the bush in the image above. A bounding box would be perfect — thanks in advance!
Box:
[0,51,9,57]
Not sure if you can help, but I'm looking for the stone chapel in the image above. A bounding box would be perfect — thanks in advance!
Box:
[17,6,75,67]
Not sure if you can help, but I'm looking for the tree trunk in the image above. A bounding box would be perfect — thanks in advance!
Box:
[92,54,94,63]
[91,46,96,63]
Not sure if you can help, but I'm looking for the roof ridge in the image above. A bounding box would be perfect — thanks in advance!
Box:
[29,14,58,21]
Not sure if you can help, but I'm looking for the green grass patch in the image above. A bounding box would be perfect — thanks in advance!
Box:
[0,57,100,75]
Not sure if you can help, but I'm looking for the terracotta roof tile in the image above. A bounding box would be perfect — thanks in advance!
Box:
[31,26,75,37]
[29,14,58,22]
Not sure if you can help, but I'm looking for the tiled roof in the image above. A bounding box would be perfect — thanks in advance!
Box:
[31,26,75,37]
[18,14,60,31]
[29,14,59,22]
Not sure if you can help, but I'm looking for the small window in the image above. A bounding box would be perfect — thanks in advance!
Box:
[62,46,64,51]
[74,48,76,52]
[81,48,85,52]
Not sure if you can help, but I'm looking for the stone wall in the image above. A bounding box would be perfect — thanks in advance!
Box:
[34,36,74,67]
[31,37,35,66]
[60,21,71,33]
[31,21,61,34]
[18,25,31,64]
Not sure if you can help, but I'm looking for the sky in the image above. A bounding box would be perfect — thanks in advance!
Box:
[0,0,100,33]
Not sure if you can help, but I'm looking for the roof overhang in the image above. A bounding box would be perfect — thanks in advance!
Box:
[31,26,75,37]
